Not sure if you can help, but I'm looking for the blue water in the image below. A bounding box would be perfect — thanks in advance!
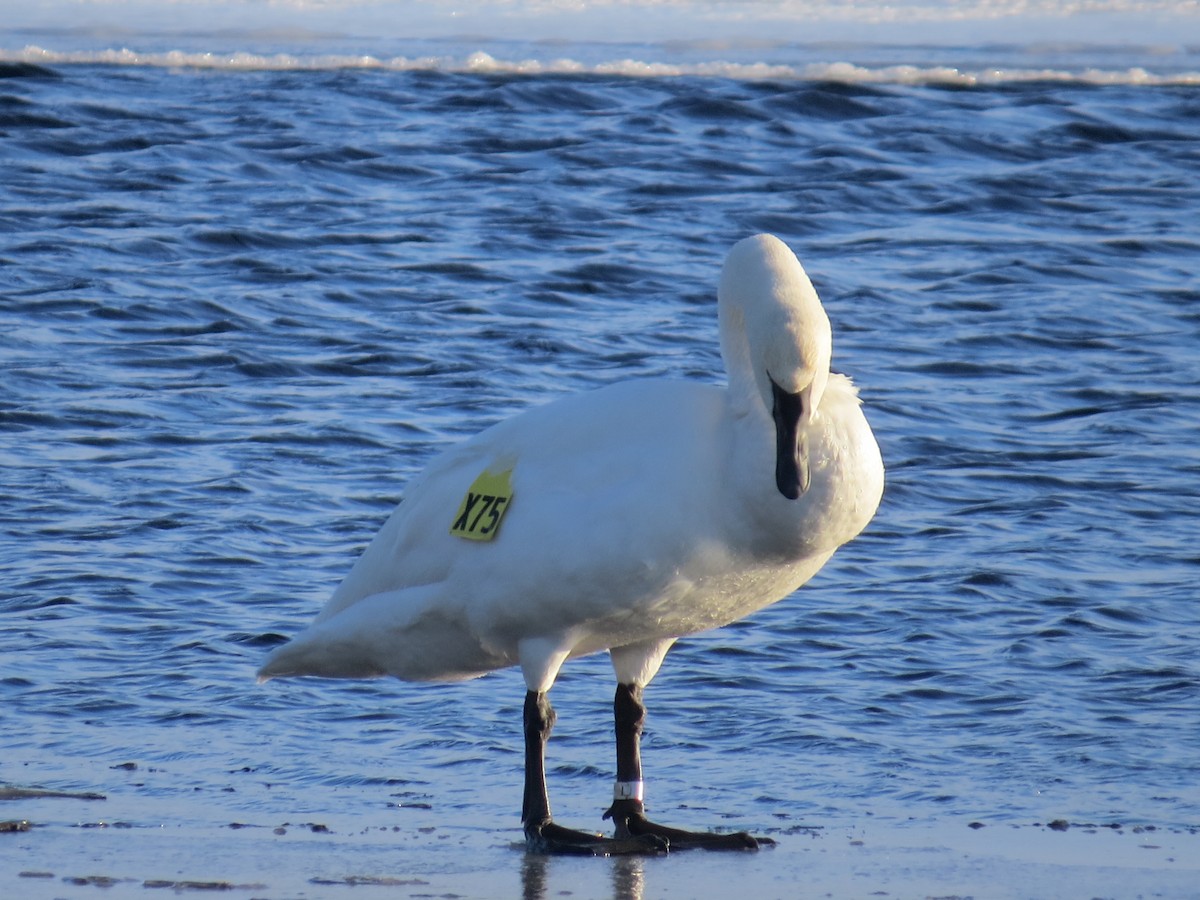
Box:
[2,37,1199,886]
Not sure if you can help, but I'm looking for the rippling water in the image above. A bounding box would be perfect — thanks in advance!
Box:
[2,46,1199,890]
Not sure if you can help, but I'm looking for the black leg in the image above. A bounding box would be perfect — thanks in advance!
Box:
[614,681,645,786]
[522,690,555,829]
[603,683,773,851]
[521,690,665,856]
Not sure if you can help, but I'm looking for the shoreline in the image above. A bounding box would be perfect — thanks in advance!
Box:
[5,787,1197,899]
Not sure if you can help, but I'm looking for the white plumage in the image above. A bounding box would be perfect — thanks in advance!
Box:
[259,234,883,853]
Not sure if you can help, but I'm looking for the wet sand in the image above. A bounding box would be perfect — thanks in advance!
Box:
[4,785,1197,899]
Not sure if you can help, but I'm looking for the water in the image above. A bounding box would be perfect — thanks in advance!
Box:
[2,13,1200,898]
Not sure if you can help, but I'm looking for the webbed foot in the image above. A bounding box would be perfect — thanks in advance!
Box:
[524,818,668,856]
[604,800,773,851]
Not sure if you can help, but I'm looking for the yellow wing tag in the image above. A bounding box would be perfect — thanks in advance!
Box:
[450,467,514,541]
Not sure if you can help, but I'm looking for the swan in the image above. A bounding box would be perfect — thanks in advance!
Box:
[258,234,884,854]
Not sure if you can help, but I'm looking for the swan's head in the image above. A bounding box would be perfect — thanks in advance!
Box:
[718,234,831,500]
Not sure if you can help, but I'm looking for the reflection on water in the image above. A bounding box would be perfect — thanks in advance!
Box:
[521,853,549,900]
[610,855,647,900]
[522,852,647,900]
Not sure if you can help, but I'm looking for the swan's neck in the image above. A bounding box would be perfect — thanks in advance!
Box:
[718,304,762,417]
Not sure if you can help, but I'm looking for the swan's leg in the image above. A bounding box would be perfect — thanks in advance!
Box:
[602,683,773,851]
[521,690,664,856]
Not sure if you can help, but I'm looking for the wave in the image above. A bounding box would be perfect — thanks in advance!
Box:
[5,44,1200,86]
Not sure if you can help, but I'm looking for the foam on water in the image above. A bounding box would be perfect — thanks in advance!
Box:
[4,0,1200,85]
[6,43,1200,85]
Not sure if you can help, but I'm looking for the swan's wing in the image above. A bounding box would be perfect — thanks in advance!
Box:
[261,380,729,680]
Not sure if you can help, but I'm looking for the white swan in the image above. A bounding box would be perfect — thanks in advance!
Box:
[259,234,884,854]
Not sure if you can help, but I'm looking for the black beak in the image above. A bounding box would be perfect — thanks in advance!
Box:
[770,377,807,500]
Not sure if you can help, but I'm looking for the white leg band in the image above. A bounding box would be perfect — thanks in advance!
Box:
[613,780,644,802]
